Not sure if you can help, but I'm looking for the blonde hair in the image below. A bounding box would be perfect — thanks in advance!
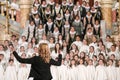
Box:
[39,43,51,63]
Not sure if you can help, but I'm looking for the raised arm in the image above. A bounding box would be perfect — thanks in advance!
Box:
[50,54,62,66]
[13,51,35,64]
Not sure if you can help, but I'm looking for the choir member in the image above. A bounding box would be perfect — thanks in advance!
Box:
[0,60,4,80]
[85,2,90,12]
[48,0,55,17]
[71,6,80,19]
[93,20,102,38]
[51,43,63,80]
[45,18,54,36]
[83,11,94,27]
[54,13,63,34]
[86,59,95,80]
[48,37,55,52]
[37,24,45,42]
[18,53,29,80]
[54,3,63,18]
[38,34,49,44]
[30,6,38,21]
[38,0,47,23]
[34,14,42,27]
[33,0,40,8]
[64,10,72,24]
[88,46,96,59]
[108,45,120,60]
[53,27,60,42]
[68,0,74,13]
[58,59,68,80]
[63,21,70,39]
[95,59,108,80]
[84,28,94,44]
[44,7,52,24]
[106,59,117,80]
[79,39,89,54]
[30,37,38,47]
[23,21,37,42]
[26,42,34,57]
[4,59,17,80]
[72,16,83,36]
[72,35,82,51]
[67,27,76,48]
[62,0,69,14]
[104,35,113,50]
[77,58,87,80]
[68,59,77,80]
[116,60,120,80]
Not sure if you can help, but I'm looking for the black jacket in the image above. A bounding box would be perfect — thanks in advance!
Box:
[13,51,62,80]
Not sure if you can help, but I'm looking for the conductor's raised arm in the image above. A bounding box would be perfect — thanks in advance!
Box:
[50,54,62,66]
[13,51,35,64]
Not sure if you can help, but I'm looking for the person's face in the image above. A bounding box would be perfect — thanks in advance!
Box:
[69,51,74,57]
[93,56,97,61]
[70,27,75,32]
[95,20,99,25]
[111,46,115,51]
[56,3,59,7]
[108,60,113,66]
[22,36,26,41]
[48,19,52,23]
[87,12,91,16]
[28,43,33,48]
[83,40,87,45]
[58,35,62,39]
[76,16,79,20]
[0,45,4,51]
[71,60,75,65]
[74,56,78,61]
[92,36,97,42]
[32,38,36,42]
[76,36,80,41]
[30,21,34,26]
[4,40,9,46]
[49,38,54,43]
[99,60,104,65]
[0,55,4,60]
[56,44,60,49]
[34,47,38,52]
[72,44,76,49]
[39,25,43,29]
[76,1,79,6]
[88,60,93,65]
[79,59,83,64]
[42,1,46,5]
[9,61,14,65]
[80,52,85,58]
[88,29,92,33]
[65,54,70,60]
[95,1,98,5]
[106,37,110,41]
[20,46,25,51]
[42,35,47,40]
[89,47,94,52]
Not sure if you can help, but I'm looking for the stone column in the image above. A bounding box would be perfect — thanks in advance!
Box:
[101,0,113,35]
[19,0,32,28]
